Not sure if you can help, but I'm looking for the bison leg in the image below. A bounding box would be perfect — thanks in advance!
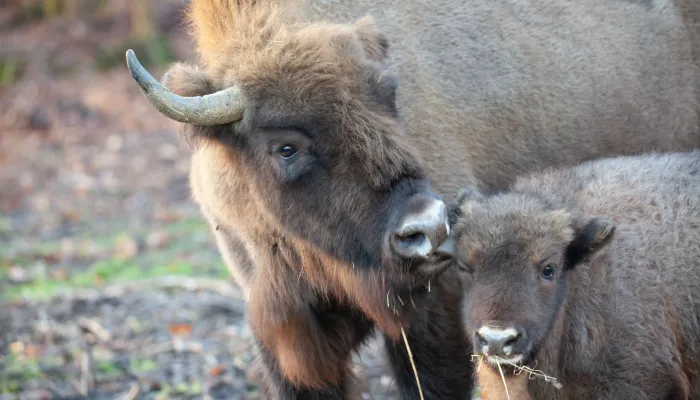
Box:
[252,336,351,399]
[384,274,474,399]
[250,302,376,399]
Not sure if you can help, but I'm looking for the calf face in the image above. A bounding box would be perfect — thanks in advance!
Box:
[448,189,615,369]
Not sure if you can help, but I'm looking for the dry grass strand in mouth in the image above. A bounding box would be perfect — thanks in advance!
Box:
[471,355,563,390]
[496,357,511,400]
[401,327,425,400]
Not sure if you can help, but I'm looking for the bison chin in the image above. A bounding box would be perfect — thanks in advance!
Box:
[332,231,455,338]
[409,255,454,286]
[358,262,454,339]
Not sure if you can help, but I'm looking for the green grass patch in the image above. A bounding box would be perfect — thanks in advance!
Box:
[7,0,112,27]
[1,354,42,383]
[3,218,229,301]
[1,380,21,395]
[4,259,217,300]
[130,358,157,373]
[97,360,121,378]
[162,218,210,234]
[0,56,26,87]
[0,216,10,235]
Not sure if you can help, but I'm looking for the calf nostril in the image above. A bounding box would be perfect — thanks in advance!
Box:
[476,333,488,347]
[476,326,523,356]
[504,333,520,348]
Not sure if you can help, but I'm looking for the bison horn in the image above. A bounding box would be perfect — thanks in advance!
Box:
[125,49,245,125]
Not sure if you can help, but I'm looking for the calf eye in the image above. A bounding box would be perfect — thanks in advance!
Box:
[457,261,472,273]
[541,264,556,280]
[278,145,298,159]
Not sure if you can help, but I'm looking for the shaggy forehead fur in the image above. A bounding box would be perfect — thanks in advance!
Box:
[454,194,575,264]
[180,0,416,188]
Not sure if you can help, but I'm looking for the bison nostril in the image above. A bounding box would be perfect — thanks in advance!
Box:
[391,231,432,259]
[399,232,427,243]
[389,198,449,260]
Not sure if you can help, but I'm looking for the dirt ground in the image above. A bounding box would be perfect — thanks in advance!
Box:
[0,2,401,398]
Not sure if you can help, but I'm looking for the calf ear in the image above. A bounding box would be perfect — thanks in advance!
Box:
[449,187,484,225]
[565,216,616,268]
[456,187,484,205]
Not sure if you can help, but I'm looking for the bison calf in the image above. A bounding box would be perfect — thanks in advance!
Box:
[447,151,700,399]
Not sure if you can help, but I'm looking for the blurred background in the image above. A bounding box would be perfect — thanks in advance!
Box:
[0,1,395,398]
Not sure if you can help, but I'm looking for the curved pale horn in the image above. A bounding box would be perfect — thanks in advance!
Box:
[125,49,245,125]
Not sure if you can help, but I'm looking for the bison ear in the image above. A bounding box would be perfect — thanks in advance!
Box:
[565,216,616,268]
[161,62,214,98]
[354,15,390,61]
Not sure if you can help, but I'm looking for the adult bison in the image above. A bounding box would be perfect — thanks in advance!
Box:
[125,0,700,398]
[448,150,700,399]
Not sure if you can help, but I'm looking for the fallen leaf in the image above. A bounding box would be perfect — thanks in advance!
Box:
[61,238,76,259]
[9,341,24,354]
[50,267,68,280]
[8,266,31,283]
[209,365,225,377]
[152,209,178,223]
[113,234,139,260]
[40,253,61,264]
[168,323,192,336]
[61,208,81,222]
[146,230,171,249]
[25,344,41,359]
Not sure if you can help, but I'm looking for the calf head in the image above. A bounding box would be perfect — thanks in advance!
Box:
[125,0,453,388]
[448,188,615,370]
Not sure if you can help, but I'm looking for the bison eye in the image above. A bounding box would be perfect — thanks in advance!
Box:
[278,145,298,160]
[541,264,556,280]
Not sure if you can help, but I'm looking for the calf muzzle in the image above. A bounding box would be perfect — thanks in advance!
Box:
[474,322,530,362]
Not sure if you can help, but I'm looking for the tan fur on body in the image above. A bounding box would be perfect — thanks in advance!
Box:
[477,368,532,400]
[150,0,700,396]
[306,0,700,196]
[452,151,700,399]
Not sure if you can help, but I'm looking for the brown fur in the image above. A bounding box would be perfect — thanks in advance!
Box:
[451,151,700,399]
[152,0,700,397]
[305,0,700,196]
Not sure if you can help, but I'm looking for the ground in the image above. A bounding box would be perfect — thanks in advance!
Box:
[0,2,402,398]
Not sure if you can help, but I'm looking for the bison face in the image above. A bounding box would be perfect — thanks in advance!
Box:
[125,17,453,338]
[449,189,615,370]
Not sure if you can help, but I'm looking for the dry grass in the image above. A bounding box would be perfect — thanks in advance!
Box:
[400,328,425,400]
[471,354,563,393]
[494,359,511,400]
